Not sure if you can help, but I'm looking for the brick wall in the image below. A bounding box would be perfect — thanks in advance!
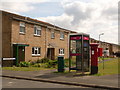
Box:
[11,19,70,62]
[2,11,12,58]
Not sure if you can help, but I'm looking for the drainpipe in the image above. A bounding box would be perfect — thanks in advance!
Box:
[16,45,19,66]
[45,26,47,58]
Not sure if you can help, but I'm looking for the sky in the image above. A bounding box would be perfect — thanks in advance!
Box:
[0,0,119,44]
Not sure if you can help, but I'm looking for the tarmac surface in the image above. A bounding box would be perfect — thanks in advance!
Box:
[3,77,90,88]
[2,69,119,89]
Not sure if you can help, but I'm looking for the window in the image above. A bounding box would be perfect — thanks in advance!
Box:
[34,25,41,36]
[20,22,25,33]
[60,32,64,40]
[51,31,55,39]
[32,47,41,56]
[59,48,64,55]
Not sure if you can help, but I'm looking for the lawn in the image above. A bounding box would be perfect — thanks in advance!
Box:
[2,67,55,71]
[95,58,119,76]
[2,58,119,76]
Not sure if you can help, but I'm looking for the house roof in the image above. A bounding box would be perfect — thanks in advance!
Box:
[1,10,76,33]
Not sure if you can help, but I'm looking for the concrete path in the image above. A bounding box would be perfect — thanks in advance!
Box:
[98,57,118,63]
[2,69,119,89]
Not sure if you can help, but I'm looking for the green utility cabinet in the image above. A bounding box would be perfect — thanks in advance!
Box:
[58,56,64,72]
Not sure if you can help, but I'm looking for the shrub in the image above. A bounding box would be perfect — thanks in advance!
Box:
[64,58,69,67]
[26,58,58,68]
[39,58,49,63]
[19,61,31,67]
[30,61,37,65]
[46,60,57,68]
[32,63,41,67]
[36,59,42,63]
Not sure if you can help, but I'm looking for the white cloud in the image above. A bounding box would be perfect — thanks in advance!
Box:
[0,2,34,13]
[0,0,118,44]
[0,0,49,13]
[1,0,49,3]
[37,13,73,30]
[37,0,118,44]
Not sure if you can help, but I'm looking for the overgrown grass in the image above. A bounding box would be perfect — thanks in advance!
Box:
[95,58,119,76]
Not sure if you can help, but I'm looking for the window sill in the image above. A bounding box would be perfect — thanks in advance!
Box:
[60,38,64,40]
[34,34,41,37]
[32,54,41,57]
[19,32,25,35]
[59,54,64,56]
[51,37,55,39]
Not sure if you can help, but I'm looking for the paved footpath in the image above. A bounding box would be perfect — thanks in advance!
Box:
[2,69,119,89]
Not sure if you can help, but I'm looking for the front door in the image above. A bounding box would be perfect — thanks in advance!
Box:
[13,45,25,63]
[47,48,55,60]
[18,46,25,62]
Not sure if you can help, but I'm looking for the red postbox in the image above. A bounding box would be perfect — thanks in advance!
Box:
[90,43,99,74]
[98,48,103,57]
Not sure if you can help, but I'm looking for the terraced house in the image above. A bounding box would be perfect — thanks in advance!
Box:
[1,10,119,66]
[1,10,76,66]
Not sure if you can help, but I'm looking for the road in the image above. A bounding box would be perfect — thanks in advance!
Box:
[2,77,91,88]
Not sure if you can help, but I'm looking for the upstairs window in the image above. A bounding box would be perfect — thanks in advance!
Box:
[32,47,41,56]
[20,22,25,34]
[59,48,64,55]
[51,31,55,39]
[34,25,41,36]
[60,32,64,40]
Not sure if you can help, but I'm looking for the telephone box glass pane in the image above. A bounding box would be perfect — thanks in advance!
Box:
[70,38,82,70]
[83,40,89,71]
[70,40,76,54]
[70,40,82,54]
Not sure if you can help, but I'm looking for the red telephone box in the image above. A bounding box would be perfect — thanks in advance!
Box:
[69,33,90,72]
[90,43,99,74]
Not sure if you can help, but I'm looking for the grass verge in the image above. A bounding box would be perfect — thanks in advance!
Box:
[94,58,119,76]
[2,67,55,71]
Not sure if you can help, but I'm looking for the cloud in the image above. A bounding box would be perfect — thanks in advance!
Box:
[0,2,34,13]
[0,0,118,44]
[1,0,49,3]
[63,1,93,25]
[37,13,73,30]
[0,0,49,13]
[37,0,118,44]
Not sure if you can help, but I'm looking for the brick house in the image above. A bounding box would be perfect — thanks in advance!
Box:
[90,38,119,57]
[1,10,119,66]
[1,10,76,66]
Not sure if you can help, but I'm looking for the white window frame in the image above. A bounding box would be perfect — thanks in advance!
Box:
[60,32,64,40]
[34,25,41,36]
[51,31,55,39]
[32,47,41,56]
[19,22,25,34]
[59,48,64,55]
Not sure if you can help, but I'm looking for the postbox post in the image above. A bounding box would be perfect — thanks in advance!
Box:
[90,43,99,74]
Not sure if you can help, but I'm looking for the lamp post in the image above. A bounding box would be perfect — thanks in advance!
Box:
[99,33,104,47]
[99,33,104,69]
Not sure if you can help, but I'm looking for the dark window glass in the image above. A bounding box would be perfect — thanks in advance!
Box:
[20,27,25,33]
[38,48,40,54]
[34,27,37,34]
[32,47,34,54]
